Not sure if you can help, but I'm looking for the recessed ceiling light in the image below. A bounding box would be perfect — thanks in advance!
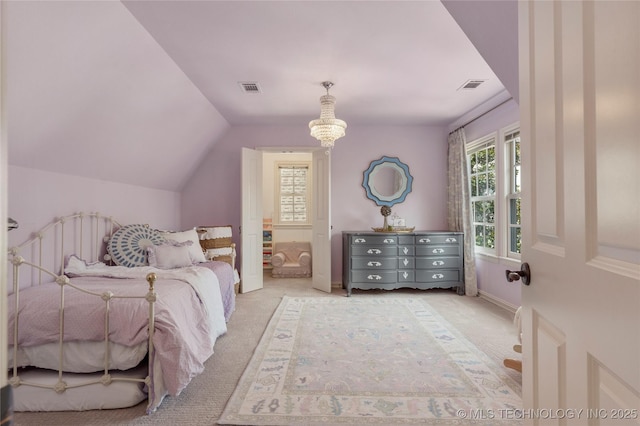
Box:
[238,81,262,94]
[458,79,486,90]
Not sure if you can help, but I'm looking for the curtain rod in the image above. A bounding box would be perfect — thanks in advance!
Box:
[449,97,514,135]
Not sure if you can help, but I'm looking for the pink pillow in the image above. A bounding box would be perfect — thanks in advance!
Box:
[147,241,194,269]
[158,229,207,263]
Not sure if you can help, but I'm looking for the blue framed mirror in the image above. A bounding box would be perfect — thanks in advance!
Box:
[362,156,413,207]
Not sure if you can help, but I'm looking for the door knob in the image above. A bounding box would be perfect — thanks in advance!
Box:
[505,262,531,285]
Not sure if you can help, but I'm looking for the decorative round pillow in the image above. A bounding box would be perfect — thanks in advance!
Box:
[107,224,165,267]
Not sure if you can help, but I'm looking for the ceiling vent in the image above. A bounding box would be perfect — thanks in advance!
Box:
[239,81,262,94]
[459,79,486,90]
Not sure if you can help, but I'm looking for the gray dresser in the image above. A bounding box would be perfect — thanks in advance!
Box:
[342,231,465,296]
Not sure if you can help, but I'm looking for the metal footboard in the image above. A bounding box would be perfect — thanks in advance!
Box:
[7,212,157,413]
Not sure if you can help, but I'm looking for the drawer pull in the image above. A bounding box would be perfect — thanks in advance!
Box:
[367,248,382,254]
[445,237,457,243]
[383,238,395,244]
[402,271,409,279]
[402,258,409,266]
[402,247,409,255]
[432,260,445,266]
[419,238,431,243]
[367,274,382,280]
[432,248,445,254]
[354,238,367,243]
[367,261,382,267]
[432,273,445,279]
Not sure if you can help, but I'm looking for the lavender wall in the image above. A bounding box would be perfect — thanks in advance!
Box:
[180,124,449,284]
[7,103,521,308]
[7,166,181,249]
[330,126,449,281]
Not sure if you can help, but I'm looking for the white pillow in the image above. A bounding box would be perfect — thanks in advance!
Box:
[158,229,207,263]
[64,254,107,276]
[147,242,194,269]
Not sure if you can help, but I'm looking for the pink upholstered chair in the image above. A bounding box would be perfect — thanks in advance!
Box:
[271,241,312,278]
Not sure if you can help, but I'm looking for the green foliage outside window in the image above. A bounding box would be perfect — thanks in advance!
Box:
[507,132,522,255]
[469,143,496,251]
[509,198,521,253]
[468,128,522,257]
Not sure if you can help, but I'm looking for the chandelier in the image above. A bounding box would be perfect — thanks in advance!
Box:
[308,81,347,148]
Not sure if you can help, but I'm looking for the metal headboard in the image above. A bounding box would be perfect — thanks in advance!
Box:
[8,212,121,289]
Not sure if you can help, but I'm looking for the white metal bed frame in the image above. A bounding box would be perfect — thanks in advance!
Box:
[7,212,157,413]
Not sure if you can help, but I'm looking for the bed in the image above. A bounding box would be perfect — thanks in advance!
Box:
[6,213,236,413]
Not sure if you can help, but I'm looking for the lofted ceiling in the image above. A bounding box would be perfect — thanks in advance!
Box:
[6,1,518,191]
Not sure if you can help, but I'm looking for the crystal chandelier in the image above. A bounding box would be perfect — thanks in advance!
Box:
[308,81,347,148]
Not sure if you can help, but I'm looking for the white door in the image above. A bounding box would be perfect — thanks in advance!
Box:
[312,149,331,293]
[240,147,263,293]
[519,1,639,422]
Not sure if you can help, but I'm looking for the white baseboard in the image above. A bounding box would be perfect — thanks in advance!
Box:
[478,290,519,314]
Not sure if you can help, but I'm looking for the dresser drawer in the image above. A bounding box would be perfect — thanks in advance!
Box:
[397,245,415,256]
[351,245,398,257]
[415,256,461,269]
[415,245,461,257]
[352,257,397,270]
[351,235,399,245]
[398,235,414,244]
[398,270,415,282]
[415,234,461,245]
[398,256,415,269]
[351,270,397,283]
[415,269,460,283]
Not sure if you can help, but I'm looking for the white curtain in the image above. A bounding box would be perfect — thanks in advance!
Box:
[447,128,478,296]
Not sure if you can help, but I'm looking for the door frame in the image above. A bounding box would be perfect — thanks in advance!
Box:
[241,146,331,293]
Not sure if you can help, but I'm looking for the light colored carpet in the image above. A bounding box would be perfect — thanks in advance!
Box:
[218,296,521,425]
[12,274,522,425]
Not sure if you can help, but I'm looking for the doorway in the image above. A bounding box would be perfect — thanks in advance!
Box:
[262,151,313,277]
[241,147,331,294]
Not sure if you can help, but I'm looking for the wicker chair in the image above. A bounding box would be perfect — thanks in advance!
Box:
[196,225,240,293]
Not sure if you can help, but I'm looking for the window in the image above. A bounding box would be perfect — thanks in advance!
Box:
[468,138,497,253]
[277,163,310,225]
[467,123,521,259]
[506,130,522,256]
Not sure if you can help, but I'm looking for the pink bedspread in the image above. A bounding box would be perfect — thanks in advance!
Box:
[8,276,214,398]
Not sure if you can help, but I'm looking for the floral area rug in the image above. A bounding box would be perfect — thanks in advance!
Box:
[218,296,521,425]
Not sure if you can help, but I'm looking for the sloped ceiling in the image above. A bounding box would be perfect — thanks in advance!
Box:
[441,0,519,104]
[122,0,508,126]
[7,1,518,192]
[6,1,229,191]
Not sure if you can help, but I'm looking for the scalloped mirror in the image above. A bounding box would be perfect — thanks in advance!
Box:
[362,156,413,231]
